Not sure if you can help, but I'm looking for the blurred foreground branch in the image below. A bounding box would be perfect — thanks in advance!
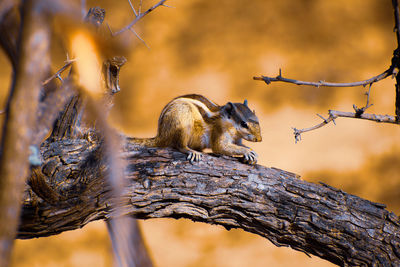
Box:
[0,0,50,265]
[18,138,400,266]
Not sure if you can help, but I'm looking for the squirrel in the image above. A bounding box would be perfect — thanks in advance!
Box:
[129,94,262,164]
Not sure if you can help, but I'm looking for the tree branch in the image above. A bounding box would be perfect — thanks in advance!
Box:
[0,0,50,265]
[18,137,400,266]
[293,110,400,143]
[392,0,400,120]
[253,68,394,88]
[253,5,400,140]
[111,0,168,37]
[42,58,75,86]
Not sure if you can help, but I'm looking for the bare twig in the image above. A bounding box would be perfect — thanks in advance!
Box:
[293,110,399,143]
[352,83,374,116]
[42,59,75,86]
[139,0,143,14]
[129,28,150,48]
[106,22,114,35]
[127,0,138,17]
[80,0,86,18]
[393,0,400,44]
[112,0,168,36]
[161,3,174,8]
[253,68,394,88]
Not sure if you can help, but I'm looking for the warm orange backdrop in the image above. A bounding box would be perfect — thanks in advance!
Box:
[1,0,399,266]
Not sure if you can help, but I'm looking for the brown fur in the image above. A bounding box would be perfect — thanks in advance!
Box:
[129,94,262,164]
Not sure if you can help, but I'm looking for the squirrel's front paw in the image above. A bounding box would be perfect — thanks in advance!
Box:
[242,150,258,165]
[187,151,202,163]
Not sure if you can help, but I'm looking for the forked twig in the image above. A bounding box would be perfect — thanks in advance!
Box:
[112,0,168,36]
[127,0,138,17]
[352,83,374,116]
[42,59,75,86]
[129,28,150,48]
[293,110,399,143]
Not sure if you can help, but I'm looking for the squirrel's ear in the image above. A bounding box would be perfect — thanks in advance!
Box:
[222,102,234,117]
[244,99,248,107]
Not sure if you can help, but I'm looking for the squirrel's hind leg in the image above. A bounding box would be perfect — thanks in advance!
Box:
[175,128,203,163]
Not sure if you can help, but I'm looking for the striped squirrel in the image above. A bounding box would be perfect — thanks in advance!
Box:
[129,94,262,164]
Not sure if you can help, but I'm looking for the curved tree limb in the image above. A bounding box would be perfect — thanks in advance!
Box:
[18,137,400,266]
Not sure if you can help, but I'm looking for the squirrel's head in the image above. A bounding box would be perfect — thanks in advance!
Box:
[221,100,262,142]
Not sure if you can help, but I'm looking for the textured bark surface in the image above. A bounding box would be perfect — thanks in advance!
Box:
[18,137,400,266]
[0,1,50,264]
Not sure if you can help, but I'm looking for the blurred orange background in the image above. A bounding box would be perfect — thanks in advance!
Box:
[1,0,399,266]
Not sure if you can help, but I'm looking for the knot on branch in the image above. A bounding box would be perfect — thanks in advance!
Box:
[85,7,106,27]
[292,127,301,143]
[353,104,366,117]
[262,76,272,85]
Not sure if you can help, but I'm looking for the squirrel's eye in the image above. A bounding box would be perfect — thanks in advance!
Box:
[240,121,248,129]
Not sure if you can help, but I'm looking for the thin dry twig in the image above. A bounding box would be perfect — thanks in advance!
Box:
[139,0,143,14]
[293,110,399,143]
[112,0,168,36]
[352,83,374,116]
[42,59,75,86]
[80,0,86,18]
[106,22,114,35]
[129,28,150,48]
[253,68,394,88]
[393,0,400,45]
[127,0,138,17]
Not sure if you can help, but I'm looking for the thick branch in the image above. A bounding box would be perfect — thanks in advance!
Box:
[18,137,400,266]
[0,0,50,264]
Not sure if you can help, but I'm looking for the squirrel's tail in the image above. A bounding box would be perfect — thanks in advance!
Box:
[127,137,158,147]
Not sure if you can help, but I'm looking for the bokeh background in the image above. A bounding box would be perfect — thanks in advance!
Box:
[1,0,399,266]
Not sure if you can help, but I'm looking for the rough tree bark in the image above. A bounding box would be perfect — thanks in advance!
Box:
[0,0,50,264]
[19,136,400,266]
